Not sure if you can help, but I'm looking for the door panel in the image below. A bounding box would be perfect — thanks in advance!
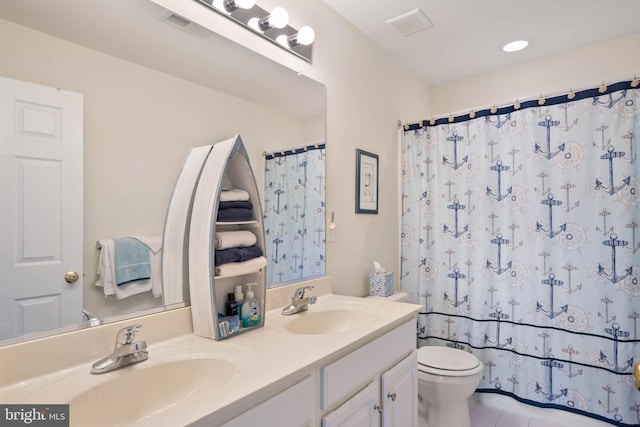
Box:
[0,75,83,340]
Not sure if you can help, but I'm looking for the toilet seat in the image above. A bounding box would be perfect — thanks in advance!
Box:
[417,346,482,377]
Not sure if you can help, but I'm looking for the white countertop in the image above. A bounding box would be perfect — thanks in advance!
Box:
[0,290,419,426]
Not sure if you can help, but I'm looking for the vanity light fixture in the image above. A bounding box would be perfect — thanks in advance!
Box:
[196,0,314,62]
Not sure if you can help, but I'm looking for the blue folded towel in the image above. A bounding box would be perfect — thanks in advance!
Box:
[214,245,263,266]
[219,200,253,210]
[217,207,253,222]
[114,237,151,285]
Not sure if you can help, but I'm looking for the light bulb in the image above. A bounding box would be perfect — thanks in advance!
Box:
[248,17,260,31]
[275,34,289,47]
[212,0,226,12]
[235,0,255,9]
[269,7,289,29]
[296,26,315,45]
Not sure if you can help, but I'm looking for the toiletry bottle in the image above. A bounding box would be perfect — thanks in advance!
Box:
[241,283,260,328]
[225,292,238,317]
[234,285,244,318]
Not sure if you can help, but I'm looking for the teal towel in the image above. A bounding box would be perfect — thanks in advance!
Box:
[114,237,151,285]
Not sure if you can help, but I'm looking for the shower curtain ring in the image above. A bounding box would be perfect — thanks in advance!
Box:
[598,81,607,93]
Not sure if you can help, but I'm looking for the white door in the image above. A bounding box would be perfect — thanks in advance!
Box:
[0,75,83,340]
[381,352,418,427]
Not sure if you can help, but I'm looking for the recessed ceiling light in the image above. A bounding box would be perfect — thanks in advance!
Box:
[502,38,530,53]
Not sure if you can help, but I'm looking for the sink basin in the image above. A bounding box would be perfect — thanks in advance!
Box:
[69,357,235,426]
[23,350,238,427]
[284,309,377,335]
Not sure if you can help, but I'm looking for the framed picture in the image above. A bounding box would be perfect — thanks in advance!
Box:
[355,149,379,214]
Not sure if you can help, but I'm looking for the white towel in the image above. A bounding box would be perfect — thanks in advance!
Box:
[215,231,257,250]
[214,256,267,278]
[95,236,163,299]
[219,188,250,202]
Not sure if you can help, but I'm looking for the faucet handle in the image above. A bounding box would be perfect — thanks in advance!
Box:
[294,285,315,299]
[115,324,142,346]
[309,295,317,304]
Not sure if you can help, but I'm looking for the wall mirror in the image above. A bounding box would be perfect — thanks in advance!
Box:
[0,0,325,344]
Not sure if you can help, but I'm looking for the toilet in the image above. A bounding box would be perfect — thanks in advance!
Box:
[417,345,483,427]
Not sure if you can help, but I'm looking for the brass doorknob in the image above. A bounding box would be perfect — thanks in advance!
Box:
[65,271,80,283]
[634,361,640,391]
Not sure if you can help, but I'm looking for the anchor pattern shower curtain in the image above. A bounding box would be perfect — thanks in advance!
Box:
[401,82,640,426]
[264,144,325,285]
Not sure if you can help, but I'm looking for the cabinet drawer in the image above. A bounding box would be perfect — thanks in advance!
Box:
[320,320,414,410]
[222,375,314,427]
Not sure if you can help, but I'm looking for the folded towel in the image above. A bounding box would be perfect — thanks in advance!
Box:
[220,188,250,202]
[95,236,163,300]
[215,256,267,277]
[114,237,151,285]
[217,207,253,222]
[215,231,257,250]
[219,200,253,210]
[214,245,263,266]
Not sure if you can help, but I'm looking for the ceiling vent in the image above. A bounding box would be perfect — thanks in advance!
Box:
[385,8,433,37]
[162,13,212,39]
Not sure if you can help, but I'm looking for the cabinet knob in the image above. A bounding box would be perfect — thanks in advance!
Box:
[387,392,397,401]
[374,404,383,414]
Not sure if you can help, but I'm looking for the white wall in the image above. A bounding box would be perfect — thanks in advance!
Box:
[430,32,640,116]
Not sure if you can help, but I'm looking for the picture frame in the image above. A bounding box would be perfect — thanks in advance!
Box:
[355,149,379,214]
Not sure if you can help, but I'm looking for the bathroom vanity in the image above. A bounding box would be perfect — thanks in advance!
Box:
[0,279,420,426]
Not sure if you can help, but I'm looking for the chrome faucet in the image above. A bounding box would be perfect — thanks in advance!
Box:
[282,285,317,315]
[91,324,148,374]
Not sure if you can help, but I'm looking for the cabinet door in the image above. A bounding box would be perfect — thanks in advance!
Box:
[322,379,380,427]
[381,351,418,427]
[221,376,314,427]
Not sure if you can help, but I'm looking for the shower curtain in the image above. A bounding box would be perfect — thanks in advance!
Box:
[400,81,639,426]
[264,143,325,285]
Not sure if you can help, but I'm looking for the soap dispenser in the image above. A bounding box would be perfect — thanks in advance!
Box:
[234,284,244,316]
[241,283,260,328]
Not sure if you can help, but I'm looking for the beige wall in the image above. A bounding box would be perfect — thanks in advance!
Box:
[430,32,640,116]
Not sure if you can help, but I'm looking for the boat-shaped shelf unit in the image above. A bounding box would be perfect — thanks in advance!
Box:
[181,135,266,340]
[162,144,213,307]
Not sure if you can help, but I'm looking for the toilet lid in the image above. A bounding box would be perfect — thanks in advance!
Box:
[418,346,481,371]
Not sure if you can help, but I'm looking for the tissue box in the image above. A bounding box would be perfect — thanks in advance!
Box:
[369,272,394,297]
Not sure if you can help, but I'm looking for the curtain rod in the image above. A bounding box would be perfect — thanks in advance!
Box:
[398,75,640,130]
[264,141,325,159]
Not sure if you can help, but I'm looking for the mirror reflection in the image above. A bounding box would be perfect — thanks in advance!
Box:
[263,144,326,286]
[0,0,325,344]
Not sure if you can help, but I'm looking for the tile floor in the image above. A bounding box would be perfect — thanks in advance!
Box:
[467,399,611,427]
[420,397,609,427]
[469,400,562,427]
